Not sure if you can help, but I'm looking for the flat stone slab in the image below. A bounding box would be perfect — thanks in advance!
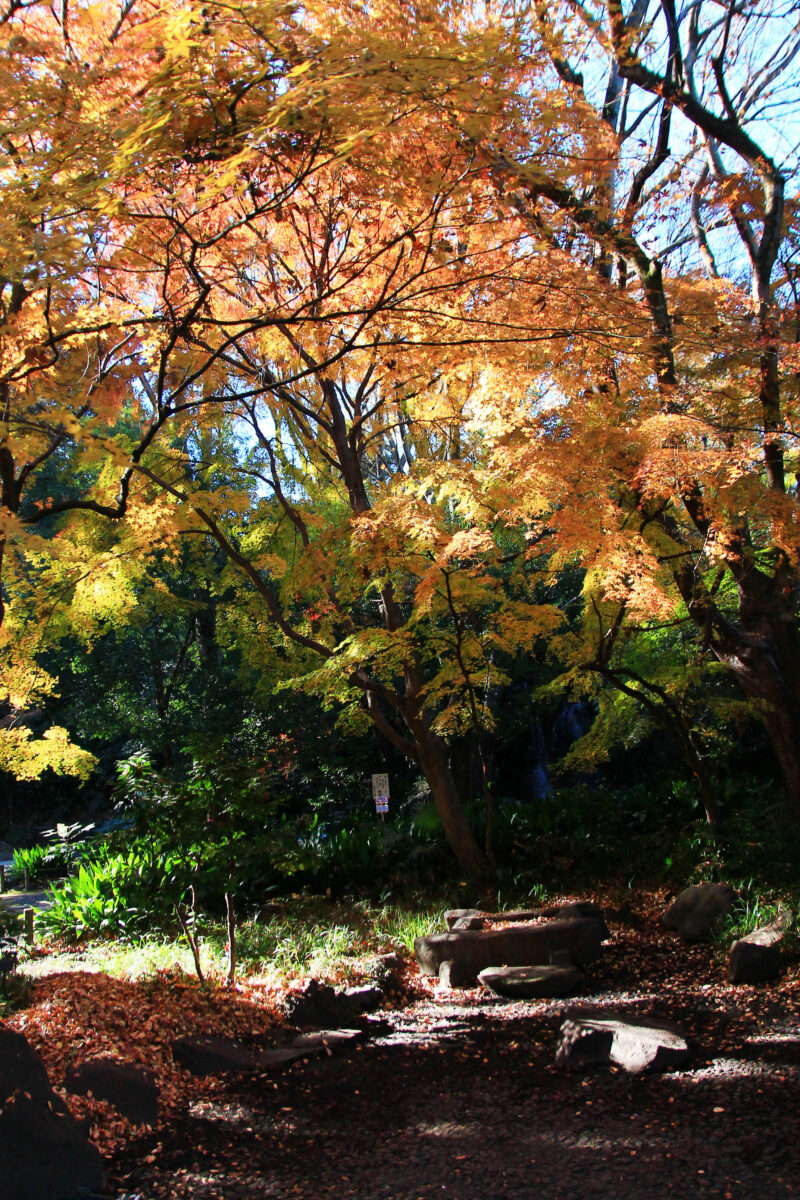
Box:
[172,1029,364,1077]
[479,963,584,999]
[0,1027,103,1200]
[64,1057,158,1126]
[415,917,604,981]
[289,1029,365,1052]
[344,985,384,1012]
[557,1010,690,1074]
[444,903,609,935]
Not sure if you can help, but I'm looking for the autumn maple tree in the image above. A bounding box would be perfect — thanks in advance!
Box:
[0,0,556,874]
[458,0,800,816]
[3,0,800,872]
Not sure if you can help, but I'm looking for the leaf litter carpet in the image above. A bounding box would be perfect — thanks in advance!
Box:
[7,901,800,1199]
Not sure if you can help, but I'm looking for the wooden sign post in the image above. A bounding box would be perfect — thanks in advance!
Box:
[371,773,390,819]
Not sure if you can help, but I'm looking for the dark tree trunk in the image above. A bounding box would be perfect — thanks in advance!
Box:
[410,717,489,880]
[720,634,800,809]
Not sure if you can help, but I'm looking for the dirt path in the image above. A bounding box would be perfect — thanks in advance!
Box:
[102,919,800,1200]
[0,887,52,916]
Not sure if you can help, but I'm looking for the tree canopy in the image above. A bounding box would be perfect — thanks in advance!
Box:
[2,0,799,875]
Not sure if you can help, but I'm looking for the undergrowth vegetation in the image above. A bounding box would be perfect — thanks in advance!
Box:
[9,749,798,971]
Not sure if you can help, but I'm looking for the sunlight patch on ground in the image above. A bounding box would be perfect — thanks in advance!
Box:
[413,1120,483,1139]
[676,1057,800,1081]
[19,938,227,982]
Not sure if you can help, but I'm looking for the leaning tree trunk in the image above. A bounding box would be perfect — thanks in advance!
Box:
[408,715,489,880]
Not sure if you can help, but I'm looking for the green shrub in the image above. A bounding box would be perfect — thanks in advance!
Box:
[37,846,189,942]
[11,823,96,886]
[11,845,48,885]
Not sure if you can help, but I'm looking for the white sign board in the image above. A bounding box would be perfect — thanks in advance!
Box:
[371,773,390,800]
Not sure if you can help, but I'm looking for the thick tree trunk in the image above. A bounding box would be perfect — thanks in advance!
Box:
[721,637,800,809]
[409,717,489,880]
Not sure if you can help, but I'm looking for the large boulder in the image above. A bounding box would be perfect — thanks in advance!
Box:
[479,963,583,999]
[415,917,604,981]
[662,883,736,940]
[556,1011,690,1074]
[0,1026,103,1200]
[64,1057,158,1126]
[728,908,792,984]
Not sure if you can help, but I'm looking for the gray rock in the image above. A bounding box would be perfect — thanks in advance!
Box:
[662,883,737,940]
[728,938,781,984]
[438,958,476,988]
[173,1035,276,1075]
[64,1057,158,1126]
[728,909,792,983]
[282,978,364,1028]
[444,908,484,930]
[556,1010,690,1073]
[450,914,486,931]
[479,963,584,999]
[377,951,405,970]
[557,902,611,940]
[0,1026,103,1200]
[415,917,604,979]
[344,985,384,1012]
[172,1028,364,1077]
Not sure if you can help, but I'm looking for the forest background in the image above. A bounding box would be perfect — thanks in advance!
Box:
[2,0,800,927]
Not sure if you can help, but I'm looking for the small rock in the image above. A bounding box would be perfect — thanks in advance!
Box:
[557,902,611,940]
[377,951,405,971]
[344,985,384,1012]
[728,938,781,984]
[438,958,476,988]
[282,978,361,1028]
[556,1010,690,1074]
[172,1035,269,1076]
[444,908,484,930]
[451,914,486,931]
[479,963,584,999]
[64,1058,158,1126]
[662,883,737,940]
